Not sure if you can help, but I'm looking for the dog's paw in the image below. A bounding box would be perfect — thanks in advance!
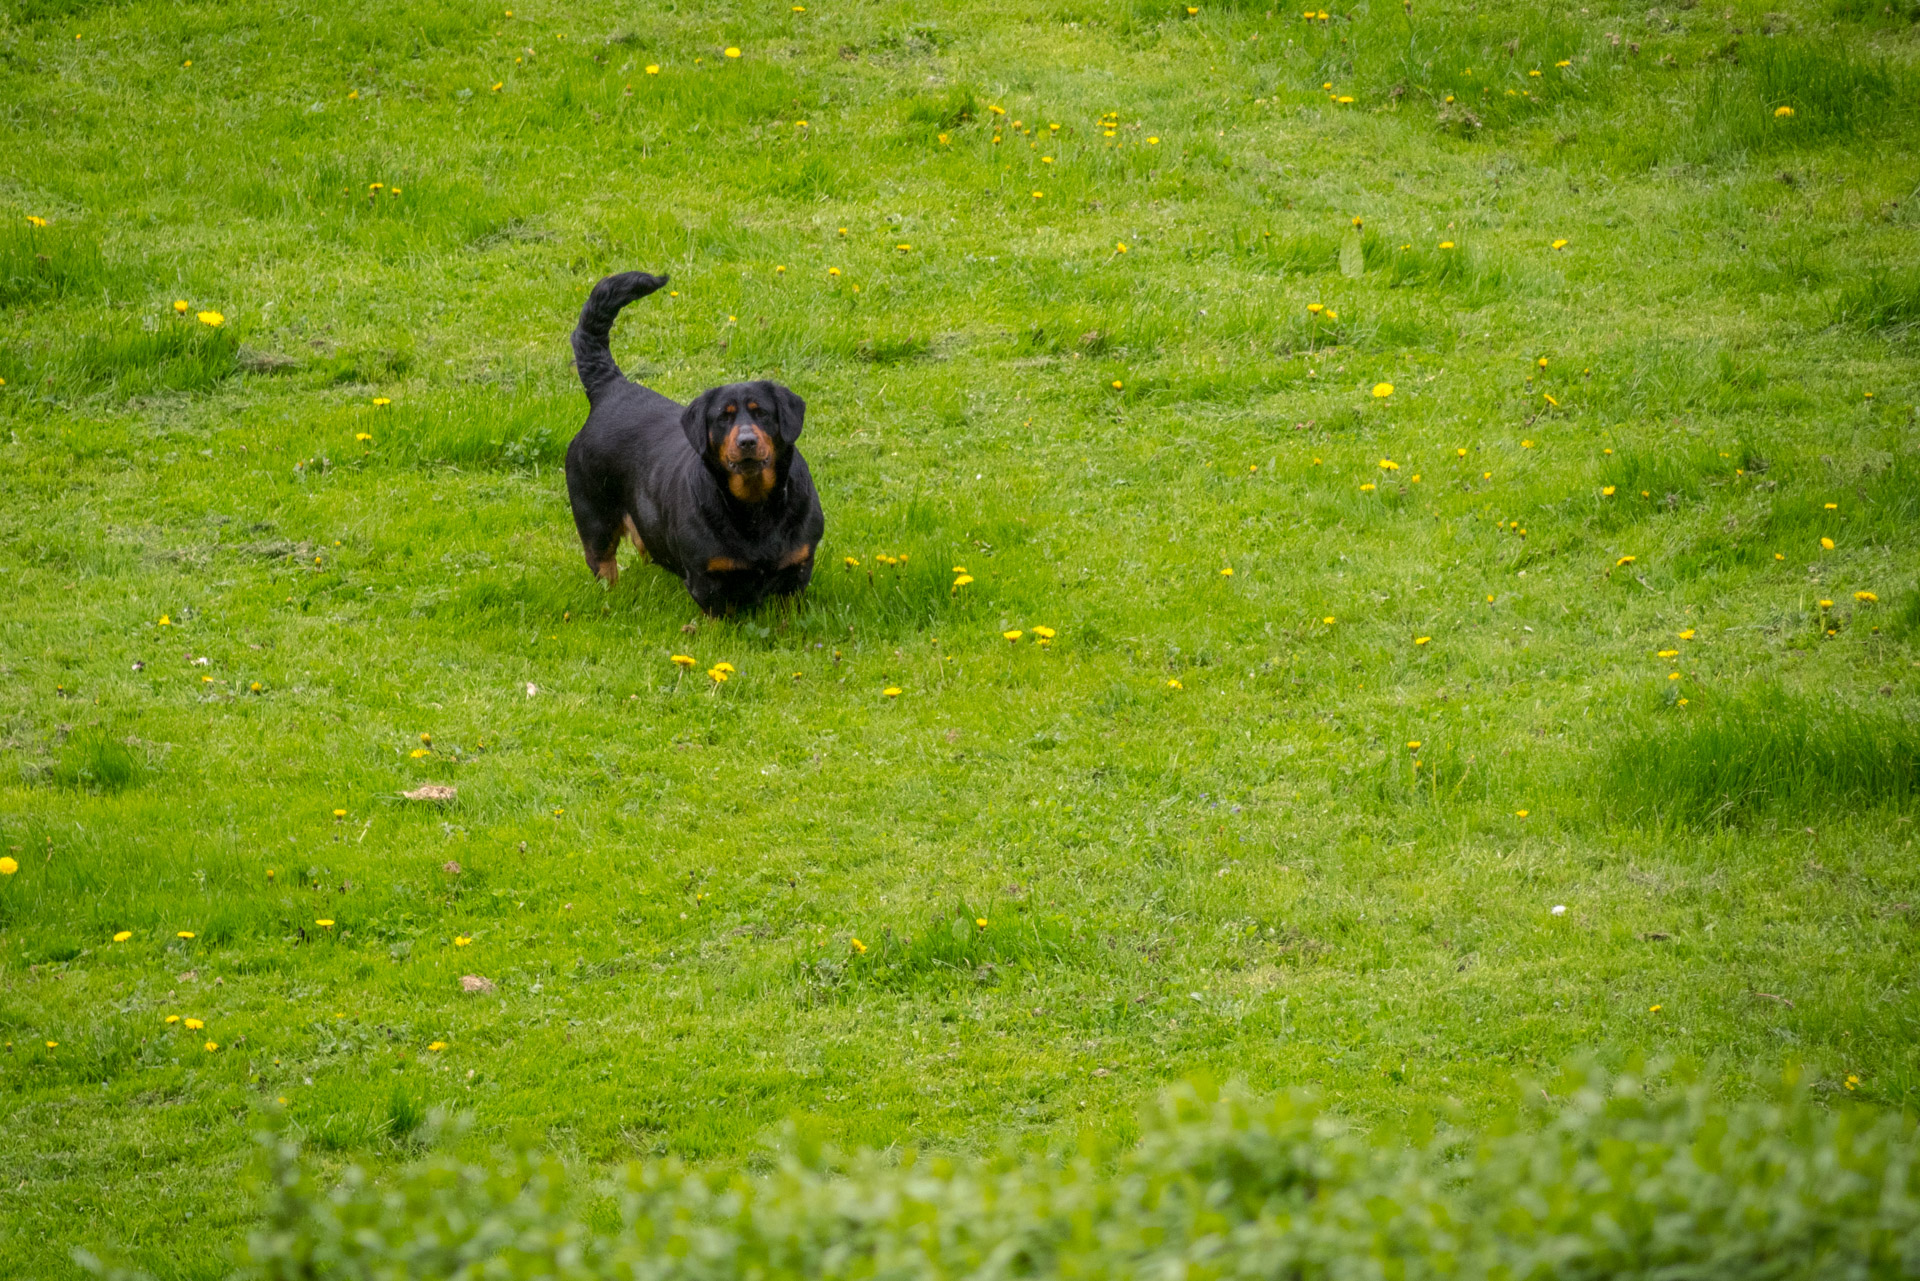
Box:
[681,619,699,634]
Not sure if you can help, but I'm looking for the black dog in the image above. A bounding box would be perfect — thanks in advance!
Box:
[565,271,824,615]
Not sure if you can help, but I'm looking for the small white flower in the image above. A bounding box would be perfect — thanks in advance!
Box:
[1551,905,1567,916]
[525,682,538,697]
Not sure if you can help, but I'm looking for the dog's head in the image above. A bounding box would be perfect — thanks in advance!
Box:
[681,381,806,504]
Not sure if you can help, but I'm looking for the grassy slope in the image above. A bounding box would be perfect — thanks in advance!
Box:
[1,0,1917,1273]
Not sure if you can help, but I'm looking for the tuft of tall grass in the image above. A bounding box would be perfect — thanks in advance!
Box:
[797,901,1078,992]
[1688,38,1906,159]
[1833,269,1920,334]
[5,319,239,399]
[0,219,113,306]
[49,731,144,794]
[1601,688,1919,825]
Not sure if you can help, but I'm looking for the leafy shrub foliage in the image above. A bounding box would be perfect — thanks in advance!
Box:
[192,1068,1920,1280]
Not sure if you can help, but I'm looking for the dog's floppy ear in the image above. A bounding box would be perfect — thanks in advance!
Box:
[769,383,806,446]
[680,389,718,460]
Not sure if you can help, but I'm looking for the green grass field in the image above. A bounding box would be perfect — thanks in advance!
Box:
[2,0,1918,1273]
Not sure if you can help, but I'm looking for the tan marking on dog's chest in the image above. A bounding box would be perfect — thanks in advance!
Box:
[726,471,776,504]
[778,543,814,569]
[705,556,749,572]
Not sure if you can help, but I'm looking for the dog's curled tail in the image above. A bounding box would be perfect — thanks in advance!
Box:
[572,270,669,400]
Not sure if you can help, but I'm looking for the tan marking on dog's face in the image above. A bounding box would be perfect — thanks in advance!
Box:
[718,416,776,503]
[778,543,813,569]
[705,556,748,572]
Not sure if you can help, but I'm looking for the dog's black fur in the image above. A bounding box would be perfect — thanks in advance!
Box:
[565,271,824,615]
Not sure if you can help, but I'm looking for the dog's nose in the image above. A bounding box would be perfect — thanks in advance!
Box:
[736,424,764,452]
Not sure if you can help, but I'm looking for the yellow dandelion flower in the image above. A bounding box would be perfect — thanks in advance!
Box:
[113,930,132,942]
[177,930,195,939]
[1855,591,1878,603]
[707,667,729,683]
[1372,383,1394,398]
[1378,458,1400,470]
[1004,630,1024,642]
[1543,393,1559,406]
[429,1041,448,1051]
[1032,626,1056,639]
[1819,599,1833,609]
[1775,552,1785,560]
[455,935,472,946]
[1556,59,1571,67]
[173,299,190,313]
[0,856,16,876]
[1219,567,1234,577]
[355,432,373,442]
[184,1018,204,1030]
[205,1041,219,1052]
[713,662,735,674]
[409,748,430,758]
[975,917,988,928]
[1514,809,1529,817]
[1439,240,1455,249]
[1522,439,1535,447]
[1414,636,1431,645]
[1658,649,1678,658]
[27,215,50,227]
[645,64,659,74]
[1551,239,1568,250]
[1407,740,1422,750]
[1167,678,1183,689]
[1774,105,1794,118]
[1602,486,1616,496]
[196,310,225,327]
[1820,537,1834,550]
[1678,629,1695,639]
[1616,555,1636,567]
[1323,616,1335,624]
[828,267,840,276]
[1115,242,1128,253]
[671,654,696,667]
[850,937,868,954]
[883,687,901,697]
[1649,1004,1662,1013]
[316,918,334,928]
[844,556,860,568]
[724,46,741,58]
[1112,380,1124,389]
[166,1015,180,1024]
[951,574,974,591]
[1360,482,1376,492]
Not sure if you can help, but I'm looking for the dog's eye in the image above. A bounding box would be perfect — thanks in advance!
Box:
[724,404,736,415]
[747,402,760,412]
